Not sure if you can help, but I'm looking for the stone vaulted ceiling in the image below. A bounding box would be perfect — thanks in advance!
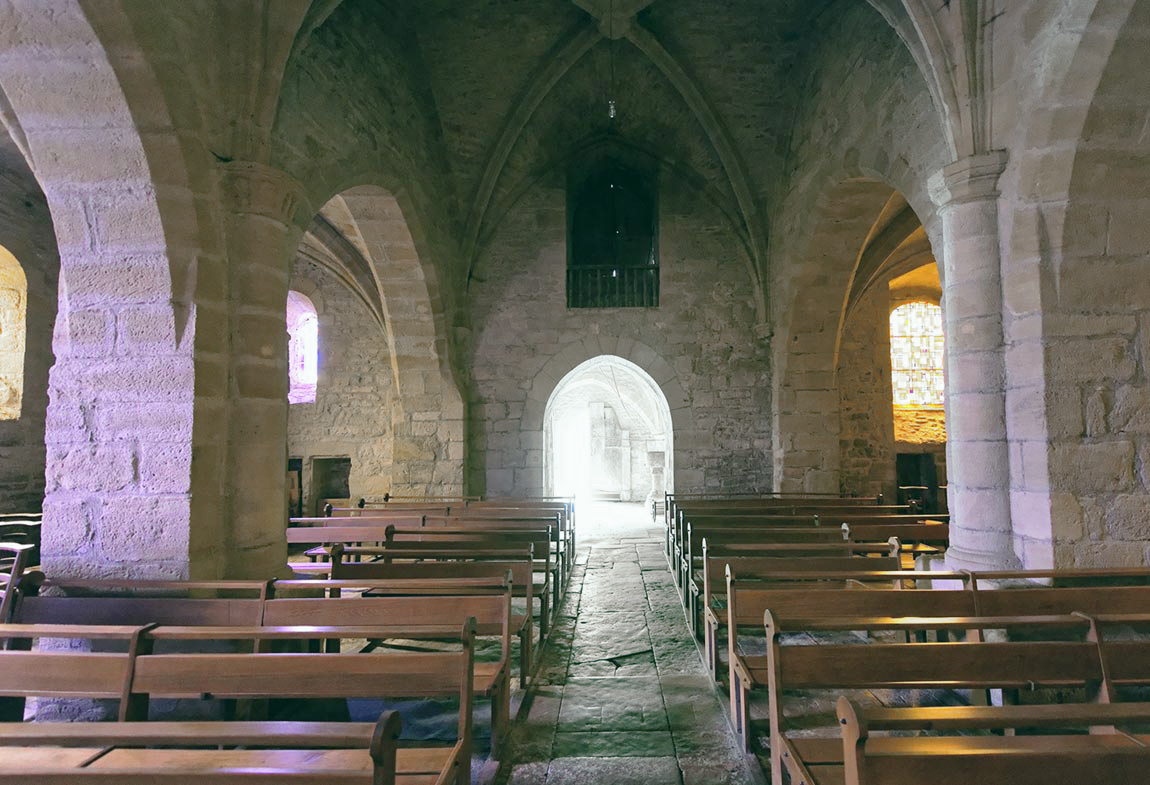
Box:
[291,0,845,318]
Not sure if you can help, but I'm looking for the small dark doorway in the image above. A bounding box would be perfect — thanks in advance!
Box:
[310,456,351,516]
[287,457,303,518]
[896,452,939,514]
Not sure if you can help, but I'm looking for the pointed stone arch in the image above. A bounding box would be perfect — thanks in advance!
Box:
[773,172,940,495]
[299,184,465,497]
[773,177,900,493]
[543,354,674,506]
[514,336,689,496]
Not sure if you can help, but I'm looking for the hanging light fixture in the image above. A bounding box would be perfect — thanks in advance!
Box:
[607,0,617,120]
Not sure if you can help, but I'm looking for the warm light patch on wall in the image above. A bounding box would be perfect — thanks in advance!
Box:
[287,290,318,404]
[894,407,946,444]
[0,246,26,420]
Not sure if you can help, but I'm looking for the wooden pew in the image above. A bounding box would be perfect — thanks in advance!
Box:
[326,556,539,684]
[760,613,1150,785]
[6,572,517,755]
[836,698,1150,785]
[695,542,910,661]
[463,501,574,565]
[0,622,149,722]
[291,519,560,599]
[671,512,943,586]
[262,577,513,756]
[286,524,408,563]
[303,534,551,641]
[667,497,901,561]
[392,523,562,609]
[680,518,942,602]
[0,711,403,784]
[685,540,904,638]
[315,502,573,585]
[0,621,478,785]
[0,543,32,625]
[0,519,40,569]
[294,523,555,639]
[723,570,1150,747]
[8,575,270,628]
[669,506,924,586]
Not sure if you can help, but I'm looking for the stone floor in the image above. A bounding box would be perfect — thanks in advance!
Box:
[487,502,763,785]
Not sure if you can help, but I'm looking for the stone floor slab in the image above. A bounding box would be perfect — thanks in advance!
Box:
[552,730,677,757]
[544,756,682,785]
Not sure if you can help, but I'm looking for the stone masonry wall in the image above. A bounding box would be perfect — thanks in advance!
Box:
[837,284,896,499]
[0,157,56,513]
[287,256,393,513]
[1017,1,1150,568]
[467,177,771,496]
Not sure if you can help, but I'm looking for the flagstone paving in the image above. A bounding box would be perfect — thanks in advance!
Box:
[490,502,763,785]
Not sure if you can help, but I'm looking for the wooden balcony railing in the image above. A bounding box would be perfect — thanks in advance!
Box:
[567,265,659,308]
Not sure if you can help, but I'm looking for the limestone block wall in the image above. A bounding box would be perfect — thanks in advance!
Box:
[998,2,1150,567]
[837,285,896,500]
[0,162,56,513]
[466,180,771,496]
[287,257,393,512]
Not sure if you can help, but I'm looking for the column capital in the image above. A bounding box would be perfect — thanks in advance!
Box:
[219,161,311,227]
[930,150,1009,208]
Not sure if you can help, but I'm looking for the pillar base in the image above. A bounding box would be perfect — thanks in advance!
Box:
[944,543,1022,573]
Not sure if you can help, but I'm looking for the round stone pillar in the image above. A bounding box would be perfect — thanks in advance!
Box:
[217,161,309,578]
[932,151,1021,571]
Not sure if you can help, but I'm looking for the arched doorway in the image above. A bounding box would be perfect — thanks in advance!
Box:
[544,355,674,512]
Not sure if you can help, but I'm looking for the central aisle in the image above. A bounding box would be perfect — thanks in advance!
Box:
[492,503,761,785]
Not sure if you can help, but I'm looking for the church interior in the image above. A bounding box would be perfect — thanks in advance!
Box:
[1,0,1150,783]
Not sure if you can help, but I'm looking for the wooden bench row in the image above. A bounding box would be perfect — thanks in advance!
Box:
[673,512,947,594]
[0,513,41,571]
[6,573,519,755]
[712,564,1150,783]
[322,499,575,580]
[286,524,555,645]
[0,621,478,785]
[665,495,910,567]
[757,610,1150,785]
[290,514,568,611]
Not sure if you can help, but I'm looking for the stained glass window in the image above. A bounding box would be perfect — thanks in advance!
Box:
[889,301,945,407]
[287,290,318,404]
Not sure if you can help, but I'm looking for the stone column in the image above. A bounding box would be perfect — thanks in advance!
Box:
[932,151,1020,570]
[217,162,308,578]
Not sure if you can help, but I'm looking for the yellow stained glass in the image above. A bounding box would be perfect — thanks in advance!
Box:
[889,301,945,407]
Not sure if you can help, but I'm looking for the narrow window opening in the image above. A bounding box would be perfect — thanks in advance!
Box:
[287,290,318,404]
[0,245,26,420]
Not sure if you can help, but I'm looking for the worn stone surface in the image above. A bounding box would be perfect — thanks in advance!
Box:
[491,502,760,785]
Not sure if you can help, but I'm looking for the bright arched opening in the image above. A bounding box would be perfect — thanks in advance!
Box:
[287,290,318,404]
[544,355,673,510]
[0,245,26,420]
